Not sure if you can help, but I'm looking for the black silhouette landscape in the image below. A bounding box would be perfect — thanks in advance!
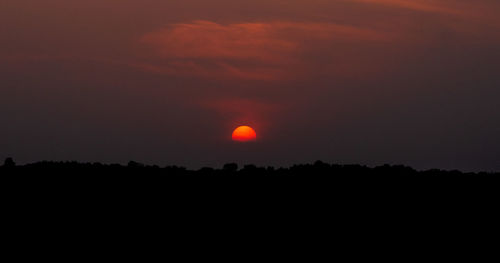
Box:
[3,157,498,203]
[3,3,500,248]
[3,158,497,178]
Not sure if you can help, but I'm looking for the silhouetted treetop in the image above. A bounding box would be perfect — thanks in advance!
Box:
[223,163,238,172]
[0,160,498,180]
[3,158,15,168]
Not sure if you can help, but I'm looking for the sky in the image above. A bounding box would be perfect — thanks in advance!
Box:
[1,0,499,171]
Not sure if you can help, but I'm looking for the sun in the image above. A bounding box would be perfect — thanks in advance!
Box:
[232,126,257,142]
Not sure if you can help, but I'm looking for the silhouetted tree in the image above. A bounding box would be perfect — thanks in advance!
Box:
[223,163,238,172]
[0,158,498,181]
[3,158,15,168]
[128,161,144,168]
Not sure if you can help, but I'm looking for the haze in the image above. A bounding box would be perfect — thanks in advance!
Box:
[1,0,499,171]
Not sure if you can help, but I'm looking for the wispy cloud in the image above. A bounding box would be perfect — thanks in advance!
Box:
[351,0,462,14]
[139,20,388,80]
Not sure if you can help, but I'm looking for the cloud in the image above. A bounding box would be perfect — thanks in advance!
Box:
[350,0,462,14]
[139,20,388,80]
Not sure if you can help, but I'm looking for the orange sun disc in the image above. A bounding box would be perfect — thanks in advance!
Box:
[232,126,257,142]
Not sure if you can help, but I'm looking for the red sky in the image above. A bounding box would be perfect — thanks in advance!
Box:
[1,0,499,171]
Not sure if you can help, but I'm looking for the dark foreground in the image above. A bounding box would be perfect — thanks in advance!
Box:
[2,159,499,218]
[2,159,499,244]
[2,160,499,192]
[1,159,498,177]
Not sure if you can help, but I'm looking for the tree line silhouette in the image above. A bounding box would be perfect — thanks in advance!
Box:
[1,157,498,178]
[2,157,499,213]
